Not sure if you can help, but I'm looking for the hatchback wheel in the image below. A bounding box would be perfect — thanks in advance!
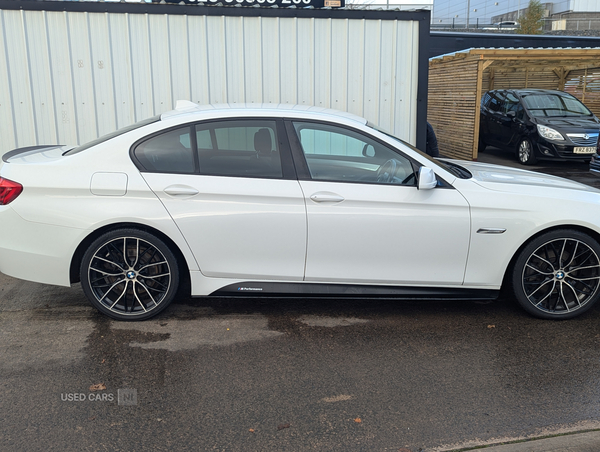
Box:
[80,229,179,321]
[517,138,537,165]
[511,229,600,319]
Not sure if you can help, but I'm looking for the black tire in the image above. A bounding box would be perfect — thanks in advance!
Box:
[511,229,600,320]
[80,229,179,321]
[516,138,537,165]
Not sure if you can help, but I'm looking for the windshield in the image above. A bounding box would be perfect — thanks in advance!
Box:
[366,122,472,179]
[64,115,161,155]
[521,94,592,118]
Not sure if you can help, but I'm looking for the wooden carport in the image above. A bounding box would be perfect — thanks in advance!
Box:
[428,48,600,161]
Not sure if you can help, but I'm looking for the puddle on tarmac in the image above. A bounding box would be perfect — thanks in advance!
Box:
[111,306,283,351]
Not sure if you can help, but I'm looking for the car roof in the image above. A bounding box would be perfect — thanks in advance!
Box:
[488,89,571,97]
[161,100,369,126]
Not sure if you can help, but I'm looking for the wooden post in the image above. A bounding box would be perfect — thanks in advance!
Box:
[473,58,485,161]
[553,67,570,91]
[583,68,589,103]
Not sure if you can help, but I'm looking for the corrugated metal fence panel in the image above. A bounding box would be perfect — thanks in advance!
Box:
[2,10,35,151]
[47,12,79,146]
[0,11,17,152]
[0,9,419,156]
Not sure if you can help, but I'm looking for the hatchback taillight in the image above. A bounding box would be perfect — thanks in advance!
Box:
[0,177,23,205]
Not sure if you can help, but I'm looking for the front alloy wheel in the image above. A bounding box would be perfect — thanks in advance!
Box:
[517,138,537,165]
[512,229,600,319]
[80,229,179,320]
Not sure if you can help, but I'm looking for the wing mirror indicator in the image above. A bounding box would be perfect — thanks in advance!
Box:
[417,167,437,190]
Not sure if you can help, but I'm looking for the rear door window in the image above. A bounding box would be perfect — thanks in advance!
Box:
[196,120,283,178]
[487,91,506,113]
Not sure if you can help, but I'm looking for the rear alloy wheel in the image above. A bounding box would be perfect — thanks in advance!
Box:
[512,229,600,319]
[80,229,179,321]
[517,138,537,165]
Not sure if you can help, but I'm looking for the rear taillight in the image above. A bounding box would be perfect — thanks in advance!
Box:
[0,177,23,205]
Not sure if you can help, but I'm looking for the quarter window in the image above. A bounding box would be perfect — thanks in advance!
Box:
[134,126,195,174]
[293,122,415,185]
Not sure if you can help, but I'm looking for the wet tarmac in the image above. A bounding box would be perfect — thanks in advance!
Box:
[2,149,600,452]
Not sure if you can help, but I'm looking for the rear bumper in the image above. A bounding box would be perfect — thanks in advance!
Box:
[0,207,87,286]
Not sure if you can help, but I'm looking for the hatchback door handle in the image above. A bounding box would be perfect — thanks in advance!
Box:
[310,193,345,203]
[164,185,199,196]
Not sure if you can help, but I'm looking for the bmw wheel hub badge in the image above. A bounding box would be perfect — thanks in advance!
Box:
[555,271,565,280]
[126,270,136,279]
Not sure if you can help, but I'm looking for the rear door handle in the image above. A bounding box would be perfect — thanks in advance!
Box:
[164,185,199,196]
[310,193,345,203]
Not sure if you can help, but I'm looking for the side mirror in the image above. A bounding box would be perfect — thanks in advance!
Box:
[362,144,375,158]
[418,167,437,190]
[507,111,516,119]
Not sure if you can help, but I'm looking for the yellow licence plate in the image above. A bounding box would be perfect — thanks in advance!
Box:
[574,146,596,154]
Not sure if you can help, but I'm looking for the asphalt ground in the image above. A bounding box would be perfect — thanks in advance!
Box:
[2,147,600,452]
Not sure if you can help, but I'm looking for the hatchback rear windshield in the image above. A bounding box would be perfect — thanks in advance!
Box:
[521,94,593,118]
[64,115,161,155]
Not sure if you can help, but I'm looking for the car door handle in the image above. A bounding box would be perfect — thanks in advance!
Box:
[310,193,345,203]
[164,185,199,196]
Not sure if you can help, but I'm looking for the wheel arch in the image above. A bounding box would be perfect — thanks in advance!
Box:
[501,224,600,289]
[69,222,191,292]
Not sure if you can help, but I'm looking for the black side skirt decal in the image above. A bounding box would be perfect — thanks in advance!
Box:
[210,282,499,300]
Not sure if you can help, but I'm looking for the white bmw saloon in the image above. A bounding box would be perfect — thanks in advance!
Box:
[1,102,600,320]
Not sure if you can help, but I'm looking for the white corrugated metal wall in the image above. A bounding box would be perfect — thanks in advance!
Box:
[0,7,420,157]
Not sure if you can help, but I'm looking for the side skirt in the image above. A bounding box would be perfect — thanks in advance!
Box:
[210,282,499,300]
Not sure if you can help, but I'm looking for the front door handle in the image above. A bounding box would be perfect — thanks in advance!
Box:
[310,192,345,203]
[164,185,199,197]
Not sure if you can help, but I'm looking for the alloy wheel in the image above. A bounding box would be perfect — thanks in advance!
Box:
[518,140,532,164]
[87,236,173,317]
[521,237,600,315]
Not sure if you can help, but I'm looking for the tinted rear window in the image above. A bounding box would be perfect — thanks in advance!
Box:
[64,116,160,155]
